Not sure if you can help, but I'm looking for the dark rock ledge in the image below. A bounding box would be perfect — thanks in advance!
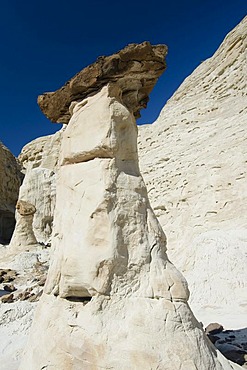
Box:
[38,42,167,123]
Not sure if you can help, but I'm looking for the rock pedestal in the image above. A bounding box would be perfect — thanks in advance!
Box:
[19,84,234,369]
[9,200,37,250]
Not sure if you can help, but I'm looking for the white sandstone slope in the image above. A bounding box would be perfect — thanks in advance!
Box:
[19,84,238,370]
[138,16,247,327]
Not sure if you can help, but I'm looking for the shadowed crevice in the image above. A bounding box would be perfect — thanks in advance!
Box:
[65,296,92,303]
[0,210,16,245]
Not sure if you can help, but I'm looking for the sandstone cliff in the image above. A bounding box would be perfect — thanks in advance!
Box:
[0,142,22,244]
[138,16,247,326]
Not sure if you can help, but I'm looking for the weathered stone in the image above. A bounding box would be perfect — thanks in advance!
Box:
[8,130,63,251]
[19,84,235,370]
[0,142,23,244]
[16,200,36,216]
[3,284,16,292]
[37,42,167,123]
[206,323,224,335]
[9,201,37,250]
[37,276,46,286]
[18,287,33,301]
[138,15,247,327]
[0,268,11,276]
[1,293,14,303]
[0,268,17,283]
[28,290,43,302]
[15,130,63,245]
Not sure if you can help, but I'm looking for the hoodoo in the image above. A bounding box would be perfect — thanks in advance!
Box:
[19,43,238,369]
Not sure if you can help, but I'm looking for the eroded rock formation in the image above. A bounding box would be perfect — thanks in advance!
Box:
[9,200,37,250]
[11,130,63,246]
[0,142,23,244]
[138,16,247,326]
[38,42,167,123]
[19,42,237,367]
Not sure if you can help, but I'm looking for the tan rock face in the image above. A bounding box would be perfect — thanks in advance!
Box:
[138,16,247,325]
[19,85,233,370]
[0,142,22,244]
[16,200,36,216]
[37,42,167,123]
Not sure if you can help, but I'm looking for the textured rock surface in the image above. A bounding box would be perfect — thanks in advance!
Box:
[19,85,238,370]
[0,243,50,370]
[38,42,167,123]
[0,120,61,370]
[9,200,37,251]
[138,16,247,326]
[0,142,22,244]
[12,130,63,246]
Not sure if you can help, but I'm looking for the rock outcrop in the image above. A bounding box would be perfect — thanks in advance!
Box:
[0,132,62,370]
[9,200,37,250]
[11,130,63,247]
[0,142,22,244]
[138,16,247,326]
[38,42,167,123]
[20,45,237,367]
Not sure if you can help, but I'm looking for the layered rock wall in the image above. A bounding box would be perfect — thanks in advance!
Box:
[138,16,247,325]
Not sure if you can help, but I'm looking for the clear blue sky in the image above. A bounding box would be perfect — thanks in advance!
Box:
[0,0,246,156]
